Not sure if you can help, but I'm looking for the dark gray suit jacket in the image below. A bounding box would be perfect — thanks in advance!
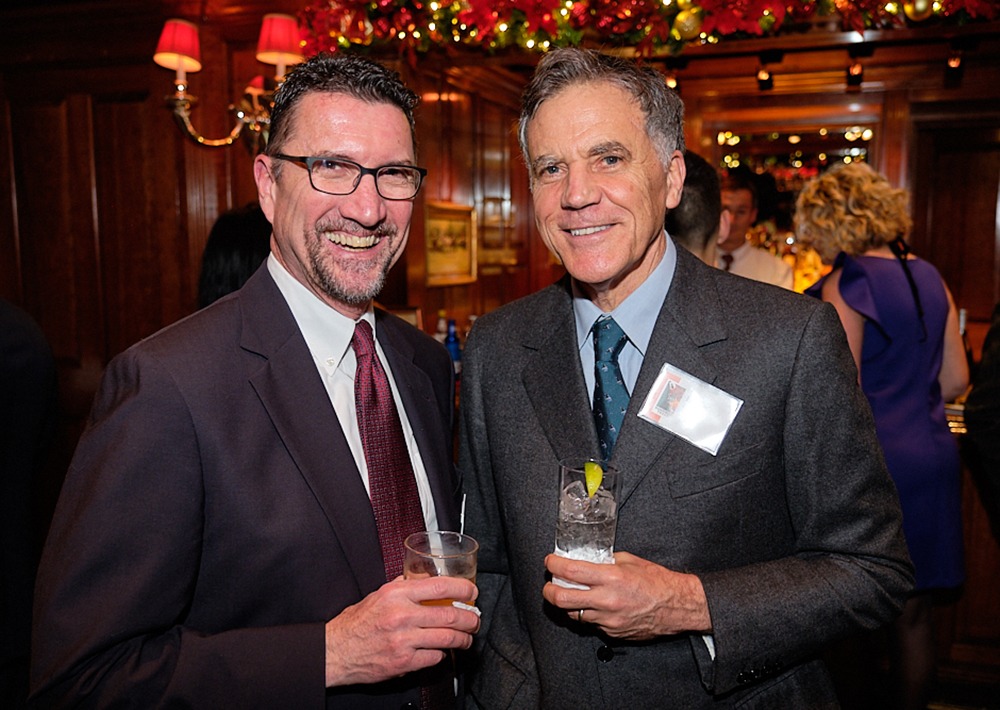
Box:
[460,246,913,708]
[30,266,460,709]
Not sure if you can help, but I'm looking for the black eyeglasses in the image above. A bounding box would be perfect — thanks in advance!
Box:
[270,154,427,201]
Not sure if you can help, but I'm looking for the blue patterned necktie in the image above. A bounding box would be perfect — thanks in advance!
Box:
[592,316,630,458]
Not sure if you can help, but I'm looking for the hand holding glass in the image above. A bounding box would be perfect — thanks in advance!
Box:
[403,531,478,606]
[553,458,621,589]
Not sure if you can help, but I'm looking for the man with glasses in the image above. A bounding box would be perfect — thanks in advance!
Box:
[31,53,478,709]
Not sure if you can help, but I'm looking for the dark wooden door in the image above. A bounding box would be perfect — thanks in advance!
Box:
[910,108,1000,689]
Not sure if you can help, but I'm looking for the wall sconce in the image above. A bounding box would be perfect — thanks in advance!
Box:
[153,14,305,152]
[846,60,864,87]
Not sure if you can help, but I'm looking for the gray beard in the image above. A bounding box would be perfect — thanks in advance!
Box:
[307,227,394,306]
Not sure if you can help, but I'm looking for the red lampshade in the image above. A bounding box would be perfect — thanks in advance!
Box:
[256,14,304,70]
[153,19,202,74]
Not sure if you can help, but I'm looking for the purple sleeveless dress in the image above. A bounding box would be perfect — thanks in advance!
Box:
[808,253,964,591]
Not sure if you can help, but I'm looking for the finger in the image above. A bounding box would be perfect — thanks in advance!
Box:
[415,627,477,651]
[409,598,482,634]
[546,555,618,591]
[405,576,478,606]
[543,580,594,612]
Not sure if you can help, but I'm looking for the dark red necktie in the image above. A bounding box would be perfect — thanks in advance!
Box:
[353,321,453,709]
[721,253,734,271]
[352,320,426,582]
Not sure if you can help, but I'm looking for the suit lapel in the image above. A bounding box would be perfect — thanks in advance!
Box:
[522,284,602,464]
[614,248,729,504]
[375,311,460,531]
[238,269,386,595]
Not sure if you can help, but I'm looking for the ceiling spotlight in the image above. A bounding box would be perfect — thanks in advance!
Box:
[847,60,864,87]
[665,71,679,91]
[757,67,773,91]
[756,50,782,92]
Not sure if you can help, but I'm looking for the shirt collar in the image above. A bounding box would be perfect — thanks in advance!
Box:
[573,234,676,355]
[722,239,752,261]
[267,253,373,368]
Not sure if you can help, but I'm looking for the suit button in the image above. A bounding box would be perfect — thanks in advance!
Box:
[596,645,615,662]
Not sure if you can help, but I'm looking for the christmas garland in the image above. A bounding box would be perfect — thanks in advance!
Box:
[299,0,996,58]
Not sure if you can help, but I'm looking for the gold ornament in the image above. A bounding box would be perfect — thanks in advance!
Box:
[672,8,702,42]
[903,0,934,22]
[675,0,694,10]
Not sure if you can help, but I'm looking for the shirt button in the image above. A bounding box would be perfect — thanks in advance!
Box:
[596,645,615,662]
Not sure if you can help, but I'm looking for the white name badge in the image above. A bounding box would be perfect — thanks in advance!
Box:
[637,363,743,456]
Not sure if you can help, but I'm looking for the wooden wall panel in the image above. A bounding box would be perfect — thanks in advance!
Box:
[0,98,17,301]
[911,122,1000,323]
[10,95,101,369]
[93,94,193,356]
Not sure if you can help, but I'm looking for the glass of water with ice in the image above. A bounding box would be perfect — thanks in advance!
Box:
[552,457,621,589]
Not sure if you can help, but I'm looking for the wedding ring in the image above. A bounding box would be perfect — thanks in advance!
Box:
[577,609,584,623]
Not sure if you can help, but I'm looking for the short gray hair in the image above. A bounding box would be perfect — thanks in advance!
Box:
[518,48,684,176]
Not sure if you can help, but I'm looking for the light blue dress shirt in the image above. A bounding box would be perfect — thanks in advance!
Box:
[573,234,677,401]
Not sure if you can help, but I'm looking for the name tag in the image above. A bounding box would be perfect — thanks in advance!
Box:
[637,363,743,456]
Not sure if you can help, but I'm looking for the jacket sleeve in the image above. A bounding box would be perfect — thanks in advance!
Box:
[695,303,914,695]
[29,346,326,710]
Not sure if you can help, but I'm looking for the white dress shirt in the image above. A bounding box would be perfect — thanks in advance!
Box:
[717,240,794,290]
[267,254,439,531]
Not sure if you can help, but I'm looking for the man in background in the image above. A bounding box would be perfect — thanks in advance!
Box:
[717,168,794,288]
[460,47,912,708]
[31,53,478,709]
[665,150,730,265]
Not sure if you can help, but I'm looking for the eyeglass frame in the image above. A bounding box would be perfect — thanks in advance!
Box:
[269,153,428,201]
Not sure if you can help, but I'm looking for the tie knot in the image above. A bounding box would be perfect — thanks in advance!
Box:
[352,319,376,358]
[593,317,627,363]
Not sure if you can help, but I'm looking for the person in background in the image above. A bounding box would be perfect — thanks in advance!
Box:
[961,302,1000,539]
[30,53,479,709]
[717,167,794,289]
[664,150,730,265]
[796,161,969,710]
[460,47,912,708]
[0,299,57,710]
[196,202,272,308]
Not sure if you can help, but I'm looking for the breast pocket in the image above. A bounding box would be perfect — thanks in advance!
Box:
[666,440,767,498]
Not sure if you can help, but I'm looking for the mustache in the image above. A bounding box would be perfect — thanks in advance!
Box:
[314,218,396,239]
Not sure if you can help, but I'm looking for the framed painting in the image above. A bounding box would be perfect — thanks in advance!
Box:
[425,201,477,287]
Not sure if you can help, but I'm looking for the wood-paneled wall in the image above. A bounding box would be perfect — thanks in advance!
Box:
[2,0,998,695]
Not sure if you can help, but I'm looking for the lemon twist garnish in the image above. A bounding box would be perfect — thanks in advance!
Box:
[584,461,604,498]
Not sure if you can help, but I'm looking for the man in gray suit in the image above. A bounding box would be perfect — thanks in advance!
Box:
[459,48,913,708]
[31,53,479,708]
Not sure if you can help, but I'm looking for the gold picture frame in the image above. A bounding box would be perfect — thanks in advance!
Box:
[425,201,477,287]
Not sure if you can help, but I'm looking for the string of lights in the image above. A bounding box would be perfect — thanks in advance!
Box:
[298,0,996,59]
